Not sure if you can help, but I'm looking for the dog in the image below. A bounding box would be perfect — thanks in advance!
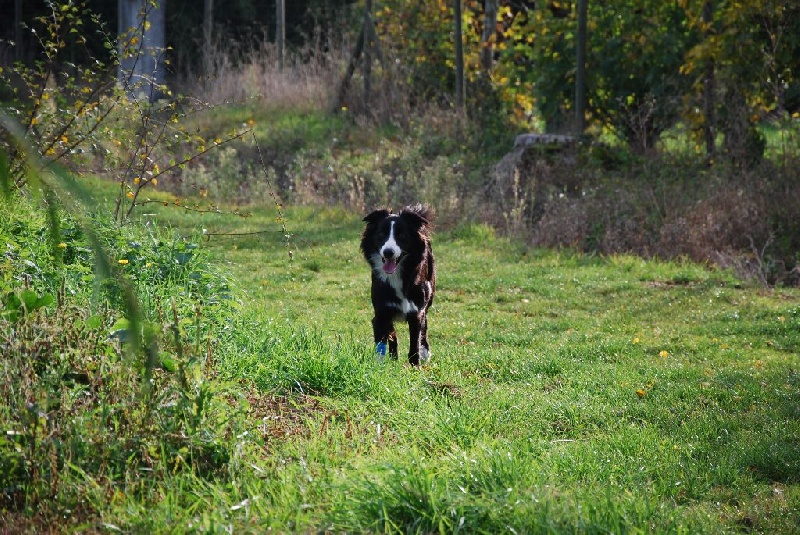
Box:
[361,204,436,366]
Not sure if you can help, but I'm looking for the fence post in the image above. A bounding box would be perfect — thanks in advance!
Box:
[575,0,588,135]
[454,0,465,109]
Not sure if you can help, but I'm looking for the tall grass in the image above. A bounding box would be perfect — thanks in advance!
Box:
[0,189,242,528]
[181,30,349,111]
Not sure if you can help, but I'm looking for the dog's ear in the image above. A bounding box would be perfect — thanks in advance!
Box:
[363,209,391,224]
[400,204,434,230]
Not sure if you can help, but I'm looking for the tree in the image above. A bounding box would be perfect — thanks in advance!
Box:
[574,0,588,135]
[454,0,465,109]
[480,0,498,73]
[275,0,285,71]
[681,0,800,165]
[118,0,167,101]
[203,0,213,78]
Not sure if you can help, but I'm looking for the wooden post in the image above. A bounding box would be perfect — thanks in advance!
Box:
[574,0,588,135]
[454,0,465,109]
[276,0,285,71]
[702,0,716,158]
[203,0,214,79]
[118,0,167,101]
[364,0,373,111]
[481,0,498,72]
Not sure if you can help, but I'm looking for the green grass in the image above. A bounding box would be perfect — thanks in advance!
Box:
[3,180,799,532]
[118,196,800,532]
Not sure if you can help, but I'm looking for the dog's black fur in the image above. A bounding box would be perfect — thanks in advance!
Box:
[361,204,436,366]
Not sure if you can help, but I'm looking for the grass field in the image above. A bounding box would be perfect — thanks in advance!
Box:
[96,195,799,533]
[2,173,799,532]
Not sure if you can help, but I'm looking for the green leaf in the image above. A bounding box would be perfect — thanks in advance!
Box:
[175,252,193,265]
[109,317,132,342]
[160,355,177,373]
[35,293,54,309]
[20,289,39,310]
[84,315,103,330]
[3,292,20,308]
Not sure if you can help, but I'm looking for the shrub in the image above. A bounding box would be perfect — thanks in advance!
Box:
[504,143,800,286]
[0,193,240,523]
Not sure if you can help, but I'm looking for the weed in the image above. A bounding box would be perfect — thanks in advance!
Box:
[0,190,241,527]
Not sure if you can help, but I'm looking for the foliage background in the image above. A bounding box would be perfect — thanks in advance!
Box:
[1,1,800,531]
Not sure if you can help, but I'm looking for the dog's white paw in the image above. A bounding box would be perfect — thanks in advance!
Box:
[419,347,431,364]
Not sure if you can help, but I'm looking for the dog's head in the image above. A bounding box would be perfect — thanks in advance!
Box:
[361,204,433,275]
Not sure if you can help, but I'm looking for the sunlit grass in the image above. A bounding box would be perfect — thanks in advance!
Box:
[4,176,799,531]
[125,196,800,532]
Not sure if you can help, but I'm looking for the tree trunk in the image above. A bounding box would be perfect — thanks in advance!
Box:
[575,0,588,135]
[481,0,498,72]
[454,0,465,109]
[118,0,167,102]
[363,0,373,110]
[276,0,285,71]
[203,0,214,79]
[702,0,716,158]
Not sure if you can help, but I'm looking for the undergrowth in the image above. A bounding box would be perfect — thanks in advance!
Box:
[162,98,800,287]
[0,195,241,528]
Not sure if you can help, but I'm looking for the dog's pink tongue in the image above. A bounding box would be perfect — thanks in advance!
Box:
[382,258,398,274]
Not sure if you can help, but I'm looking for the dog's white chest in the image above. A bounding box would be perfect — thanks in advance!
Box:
[379,267,418,315]
[390,277,418,315]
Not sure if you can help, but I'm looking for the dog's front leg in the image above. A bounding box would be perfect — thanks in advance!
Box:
[406,312,422,366]
[418,312,430,364]
[372,314,397,359]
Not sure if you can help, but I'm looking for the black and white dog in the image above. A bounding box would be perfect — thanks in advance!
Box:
[361,204,436,366]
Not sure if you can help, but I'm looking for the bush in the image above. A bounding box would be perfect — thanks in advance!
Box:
[501,145,800,286]
[0,196,241,524]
